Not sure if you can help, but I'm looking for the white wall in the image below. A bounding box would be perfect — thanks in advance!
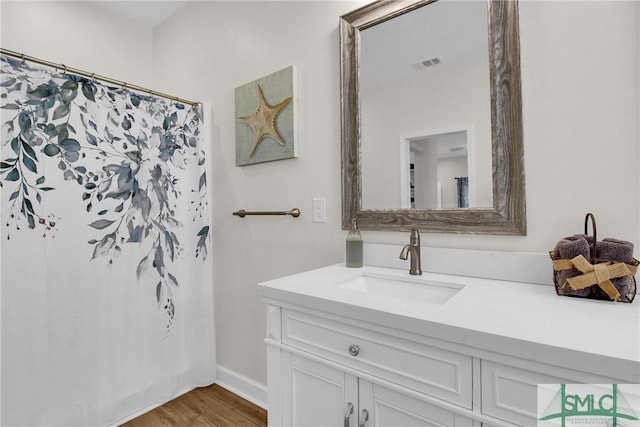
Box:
[2,0,639,396]
[369,0,639,248]
[151,1,367,387]
[0,1,153,85]
[152,0,640,389]
[153,0,640,389]
[517,0,639,253]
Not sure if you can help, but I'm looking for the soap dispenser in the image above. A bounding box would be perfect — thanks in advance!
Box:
[346,218,363,268]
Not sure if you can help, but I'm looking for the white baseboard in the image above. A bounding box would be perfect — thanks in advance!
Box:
[110,366,266,425]
[215,365,268,410]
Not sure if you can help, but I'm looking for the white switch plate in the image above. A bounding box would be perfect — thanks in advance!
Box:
[312,198,326,223]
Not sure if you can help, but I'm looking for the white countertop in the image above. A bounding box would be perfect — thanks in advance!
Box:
[259,263,640,382]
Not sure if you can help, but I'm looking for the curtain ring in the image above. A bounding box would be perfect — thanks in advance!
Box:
[122,82,128,91]
[61,64,67,74]
[91,73,96,82]
[20,53,26,65]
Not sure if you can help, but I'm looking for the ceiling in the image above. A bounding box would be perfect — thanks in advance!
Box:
[88,0,188,28]
[360,0,489,90]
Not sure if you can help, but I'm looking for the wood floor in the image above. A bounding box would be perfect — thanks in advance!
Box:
[121,384,267,427]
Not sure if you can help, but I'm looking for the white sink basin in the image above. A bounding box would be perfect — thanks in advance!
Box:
[338,274,464,305]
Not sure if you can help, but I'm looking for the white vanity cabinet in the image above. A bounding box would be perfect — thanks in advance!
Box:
[260,264,639,427]
[268,306,474,427]
[285,354,472,427]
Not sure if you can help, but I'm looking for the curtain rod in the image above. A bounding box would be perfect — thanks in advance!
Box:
[0,48,199,106]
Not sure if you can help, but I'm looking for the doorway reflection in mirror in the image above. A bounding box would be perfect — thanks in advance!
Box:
[404,130,471,209]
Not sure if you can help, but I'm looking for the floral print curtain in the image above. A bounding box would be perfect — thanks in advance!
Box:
[1,55,215,426]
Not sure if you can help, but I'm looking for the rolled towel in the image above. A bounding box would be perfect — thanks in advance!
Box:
[554,235,591,297]
[556,235,592,261]
[593,238,636,302]
[597,238,634,263]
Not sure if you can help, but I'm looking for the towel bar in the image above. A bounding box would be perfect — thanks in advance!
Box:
[233,208,301,218]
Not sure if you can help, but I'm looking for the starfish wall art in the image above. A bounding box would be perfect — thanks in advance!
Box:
[235,66,297,166]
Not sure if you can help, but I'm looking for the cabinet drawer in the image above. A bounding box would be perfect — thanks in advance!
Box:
[481,360,615,426]
[282,309,472,408]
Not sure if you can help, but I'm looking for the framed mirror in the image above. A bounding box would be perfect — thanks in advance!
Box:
[340,0,526,234]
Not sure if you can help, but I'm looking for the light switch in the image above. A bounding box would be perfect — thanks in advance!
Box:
[312,198,326,223]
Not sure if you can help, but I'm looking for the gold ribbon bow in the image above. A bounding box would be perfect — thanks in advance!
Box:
[552,255,637,301]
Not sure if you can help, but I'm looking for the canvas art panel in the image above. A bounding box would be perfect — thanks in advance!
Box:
[235,66,297,166]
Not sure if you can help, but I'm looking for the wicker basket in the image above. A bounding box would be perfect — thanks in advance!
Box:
[549,213,638,303]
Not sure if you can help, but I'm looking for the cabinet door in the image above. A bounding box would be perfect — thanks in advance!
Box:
[358,379,474,427]
[284,354,358,427]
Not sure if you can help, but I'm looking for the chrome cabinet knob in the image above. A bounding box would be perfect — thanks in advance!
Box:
[348,344,360,357]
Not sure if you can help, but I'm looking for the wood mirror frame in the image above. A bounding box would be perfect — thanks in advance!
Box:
[340,0,526,234]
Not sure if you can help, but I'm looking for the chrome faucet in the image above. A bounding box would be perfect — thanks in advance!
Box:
[399,228,422,275]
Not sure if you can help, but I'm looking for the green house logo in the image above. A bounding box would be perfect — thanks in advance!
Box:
[539,384,639,426]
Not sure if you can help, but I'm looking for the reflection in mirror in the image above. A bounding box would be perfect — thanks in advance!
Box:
[340,0,526,234]
[403,129,479,210]
[360,0,493,211]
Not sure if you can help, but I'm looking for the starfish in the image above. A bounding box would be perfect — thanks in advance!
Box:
[238,84,291,157]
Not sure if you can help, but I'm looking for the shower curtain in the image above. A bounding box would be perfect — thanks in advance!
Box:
[0,56,215,426]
